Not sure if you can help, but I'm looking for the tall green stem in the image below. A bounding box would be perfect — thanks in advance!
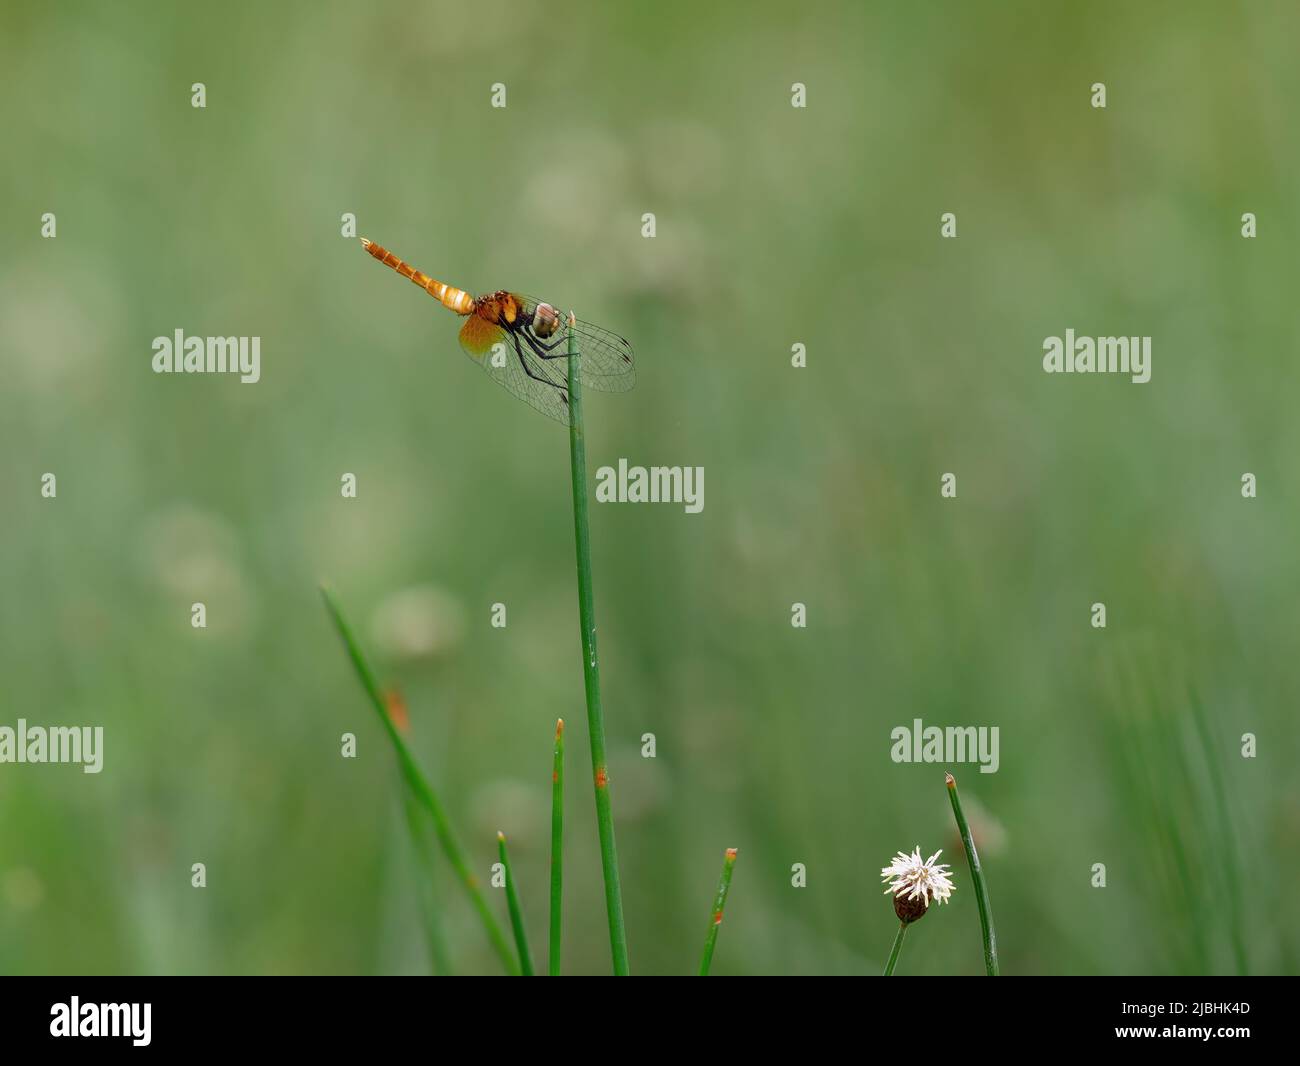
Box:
[946,772,999,975]
[883,922,908,976]
[497,832,534,976]
[698,848,738,976]
[549,717,565,976]
[320,584,518,974]
[566,315,630,975]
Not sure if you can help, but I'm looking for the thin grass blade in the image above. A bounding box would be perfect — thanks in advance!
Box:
[549,717,565,976]
[320,583,518,974]
[946,772,999,975]
[497,832,534,976]
[698,847,738,976]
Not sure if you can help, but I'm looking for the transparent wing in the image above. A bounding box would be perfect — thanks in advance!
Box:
[513,293,636,394]
[459,313,572,426]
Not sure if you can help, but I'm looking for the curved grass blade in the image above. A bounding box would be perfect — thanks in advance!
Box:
[320,583,518,974]
[946,772,999,975]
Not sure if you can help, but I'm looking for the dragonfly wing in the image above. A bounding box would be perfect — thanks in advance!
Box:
[458,314,572,426]
[514,294,636,394]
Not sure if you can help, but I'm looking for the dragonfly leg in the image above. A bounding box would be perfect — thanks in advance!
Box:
[522,329,568,356]
[512,333,567,394]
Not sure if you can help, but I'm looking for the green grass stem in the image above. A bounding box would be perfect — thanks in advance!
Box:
[549,717,565,976]
[698,847,738,975]
[946,771,999,975]
[883,922,907,976]
[497,831,534,976]
[566,316,630,975]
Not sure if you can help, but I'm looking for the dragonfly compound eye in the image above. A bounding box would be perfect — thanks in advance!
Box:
[532,302,561,338]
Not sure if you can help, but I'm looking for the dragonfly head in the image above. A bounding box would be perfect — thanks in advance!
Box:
[531,302,562,339]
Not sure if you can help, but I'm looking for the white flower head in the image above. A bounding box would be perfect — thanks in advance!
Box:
[881,846,955,908]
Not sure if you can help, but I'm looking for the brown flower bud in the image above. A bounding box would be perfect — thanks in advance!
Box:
[893,892,929,924]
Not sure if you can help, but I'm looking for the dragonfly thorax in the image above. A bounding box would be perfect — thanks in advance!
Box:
[476,291,561,340]
[477,291,524,327]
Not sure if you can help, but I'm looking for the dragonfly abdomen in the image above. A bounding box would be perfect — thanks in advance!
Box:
[360,238,474,315]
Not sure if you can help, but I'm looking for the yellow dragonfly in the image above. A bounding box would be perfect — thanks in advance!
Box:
[360,238,635,425]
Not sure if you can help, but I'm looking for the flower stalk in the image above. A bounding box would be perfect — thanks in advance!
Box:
[883,923,908,976]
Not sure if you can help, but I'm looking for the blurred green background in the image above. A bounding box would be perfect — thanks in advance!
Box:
[2,0,1297,975]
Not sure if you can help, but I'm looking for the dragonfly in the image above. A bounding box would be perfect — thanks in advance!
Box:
[360,238,635,425]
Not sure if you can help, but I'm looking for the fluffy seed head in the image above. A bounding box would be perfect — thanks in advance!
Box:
[881,846,955,912]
